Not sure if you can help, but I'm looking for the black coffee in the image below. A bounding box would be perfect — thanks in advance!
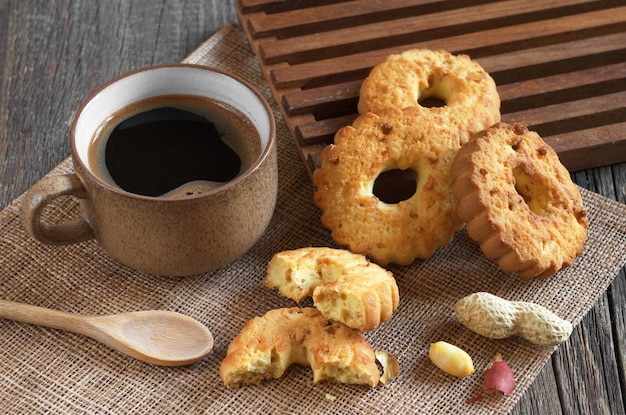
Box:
[89,95,262,198]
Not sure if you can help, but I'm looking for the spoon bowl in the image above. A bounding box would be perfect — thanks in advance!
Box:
[0,299,214,366]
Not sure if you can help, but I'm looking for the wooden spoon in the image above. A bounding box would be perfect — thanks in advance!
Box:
[0,299,214,366]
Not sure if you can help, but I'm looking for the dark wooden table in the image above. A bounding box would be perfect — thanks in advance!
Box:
[1,1,624,414]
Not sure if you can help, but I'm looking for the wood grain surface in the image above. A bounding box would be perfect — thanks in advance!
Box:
[237,0,626,177]
[1,1,625,414]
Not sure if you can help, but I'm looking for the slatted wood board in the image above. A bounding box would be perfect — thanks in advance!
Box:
[237,0,626,178]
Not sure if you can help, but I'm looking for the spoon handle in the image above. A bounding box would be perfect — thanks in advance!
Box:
[0,299,91,335]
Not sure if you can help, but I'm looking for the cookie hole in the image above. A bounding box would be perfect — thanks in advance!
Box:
[419,96,446,108]
[513,166,551,217]
[373,169,417,204]
[419,76,450,107]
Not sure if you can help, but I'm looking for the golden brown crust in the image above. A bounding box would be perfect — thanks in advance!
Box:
[358,49,500,144]
[451,122,588,278]
[264,247,399,331]
[312,107,464,265]
[219,307,380,388]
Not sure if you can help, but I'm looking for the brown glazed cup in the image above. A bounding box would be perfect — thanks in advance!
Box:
[23,64,277,276]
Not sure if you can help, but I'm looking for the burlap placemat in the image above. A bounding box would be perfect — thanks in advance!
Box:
[1,23,626,414]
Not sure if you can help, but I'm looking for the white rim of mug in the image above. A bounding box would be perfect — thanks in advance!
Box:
[69,63,277,201]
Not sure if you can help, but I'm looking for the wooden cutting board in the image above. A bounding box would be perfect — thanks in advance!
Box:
[237,0,626,178]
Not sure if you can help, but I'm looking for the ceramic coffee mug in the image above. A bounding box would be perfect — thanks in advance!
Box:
[23,64,277,276]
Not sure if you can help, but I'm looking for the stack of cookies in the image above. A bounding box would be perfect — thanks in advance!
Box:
[313,48,588,279]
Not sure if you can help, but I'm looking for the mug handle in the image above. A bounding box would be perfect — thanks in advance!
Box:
[23,173,95,245]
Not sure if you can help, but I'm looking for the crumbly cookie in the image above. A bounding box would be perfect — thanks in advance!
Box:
[358,49,500,144]
[264,247,399,331]
[313,107,464,265]
[219,307,381,388]
[451,122,588,278]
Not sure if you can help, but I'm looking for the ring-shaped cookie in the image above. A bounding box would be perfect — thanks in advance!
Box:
[358,49,500,144]
[313,107,464,266]
[220,307,381,388]
[264,247,399,331]
[451,123,588,278]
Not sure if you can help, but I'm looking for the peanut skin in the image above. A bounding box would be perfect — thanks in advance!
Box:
[454,292,573,346]
[484,353,515,395]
